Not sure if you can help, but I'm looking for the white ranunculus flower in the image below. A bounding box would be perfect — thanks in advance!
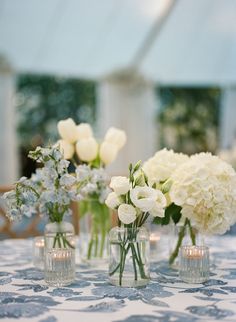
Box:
[143,148,189,185]
[105,192,121,209]
[57,139,74,159]
[170,152,236,235]
[57,118,79,143]
[76,123,93,140]
[110,176,130,196]
[118,204,136,224]
[99,141,118,165]
[149,203,165,218]
[76,137,98,162]
[130,186,158,212]
[104,127,127,150]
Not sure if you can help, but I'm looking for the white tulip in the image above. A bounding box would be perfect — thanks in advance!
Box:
[105,192,121,209]
[76,123,93,140]
[110,176,130,196]
[149,203,165,218]
[118,204,136,224]
[130,186,158,212]
[57,118,78,143]
[104,127,127,150]
[57,139,74,160]
[76,137,98,162]
[99,141,118,165]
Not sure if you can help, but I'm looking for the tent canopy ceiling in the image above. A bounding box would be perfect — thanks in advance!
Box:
[0,0,236,85]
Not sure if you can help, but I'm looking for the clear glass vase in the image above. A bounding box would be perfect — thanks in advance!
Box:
[108,226,150,287]
[44,221,76,287]
[78,201,111,264]
[169,219,204,269]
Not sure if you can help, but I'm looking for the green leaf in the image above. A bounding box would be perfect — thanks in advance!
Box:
[133,160,142,173]
[167,203,182,224]
[152,203,182,226]
[161,180,173,194]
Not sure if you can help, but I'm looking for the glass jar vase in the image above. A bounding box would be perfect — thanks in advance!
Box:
[78,200,111,264]
[169,219,204,268]
[44,221,76,287]
[108,226,150,287]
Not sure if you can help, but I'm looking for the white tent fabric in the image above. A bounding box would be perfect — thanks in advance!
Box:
[0,0,236,85]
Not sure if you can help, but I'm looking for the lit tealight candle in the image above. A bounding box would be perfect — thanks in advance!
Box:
[33,236,45,269]
[179,245,209,283]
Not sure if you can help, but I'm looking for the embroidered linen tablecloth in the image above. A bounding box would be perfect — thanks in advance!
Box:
[0,236,236,322]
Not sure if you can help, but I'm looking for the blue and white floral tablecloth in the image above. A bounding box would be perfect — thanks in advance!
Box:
[1,237,236,322]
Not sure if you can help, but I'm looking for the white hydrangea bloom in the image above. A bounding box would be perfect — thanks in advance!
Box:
[143,148,189,184]
[170,152,236,235]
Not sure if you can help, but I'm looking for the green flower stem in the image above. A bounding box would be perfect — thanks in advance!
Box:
[187,219,196,245]
[130,244,138,281]
[169,218,188,266]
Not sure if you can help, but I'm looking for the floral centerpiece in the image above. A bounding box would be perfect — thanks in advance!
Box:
[3,146,81,286]
[143,149,236,266]
[105,161,166,287]
[55,118,127,261]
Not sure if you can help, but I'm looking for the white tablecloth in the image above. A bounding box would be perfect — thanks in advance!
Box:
[1,237,236,322]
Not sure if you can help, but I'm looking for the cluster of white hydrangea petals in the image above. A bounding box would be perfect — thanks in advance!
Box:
[143,148,189,185]
[170,152,236,235]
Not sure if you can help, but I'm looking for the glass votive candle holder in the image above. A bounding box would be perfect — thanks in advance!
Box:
[33,236,45,269]
[179,245,209,283]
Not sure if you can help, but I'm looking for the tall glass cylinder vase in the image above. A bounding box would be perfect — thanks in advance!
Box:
[108,226,150,287]
[169,219,204,269]
[78,200,111,264]
[44,221,75,287]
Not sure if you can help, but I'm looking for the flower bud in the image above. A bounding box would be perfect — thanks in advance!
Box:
[104,127,127,150]
[99,141,118,165]
[57,118,78,143]
[76,137,98,162]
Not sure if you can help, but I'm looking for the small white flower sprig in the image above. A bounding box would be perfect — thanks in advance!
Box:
[56,118,127,167]
[105,161,167,228]
[3,146,80,223]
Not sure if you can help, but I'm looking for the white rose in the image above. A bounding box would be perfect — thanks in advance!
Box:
[57,118,78,143]
[118,204,136,224]
[110,176,130,195]
[130,186,157,212]
[76,137,98,162]
[76,123,93,140]
[57,139,74,159]
[105,192,121,209]
[104,127,127,150]
[99,141,118,165]
[149,203,165,218]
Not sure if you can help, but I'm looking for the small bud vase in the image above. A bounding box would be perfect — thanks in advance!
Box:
[78,200,111,264]
[108,226,150,287]
[44,221,76,287]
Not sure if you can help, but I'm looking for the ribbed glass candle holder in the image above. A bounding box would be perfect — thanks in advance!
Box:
[179,245,209,283]
[33,236,45,269]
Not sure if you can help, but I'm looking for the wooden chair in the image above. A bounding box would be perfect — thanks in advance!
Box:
[0,185,79,239]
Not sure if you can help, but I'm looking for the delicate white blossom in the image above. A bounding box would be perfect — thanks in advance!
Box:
[170,152,236,234]
[143,148,189,184]
[104,127,127,150]
[130,186,159,212]
[99,141,118,165]
[118,204,136,224]
[57,118,79,143]
[110,176,130,196]
[105,192,121,209]
[57,139,74,159]
[76,137,98,162]
[76,123,93,140]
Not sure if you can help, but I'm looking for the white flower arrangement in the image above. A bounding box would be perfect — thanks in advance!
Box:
[170,152,236,235]
[142,148,189,185]
[56,118,126,166]
[105,161,166,227]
